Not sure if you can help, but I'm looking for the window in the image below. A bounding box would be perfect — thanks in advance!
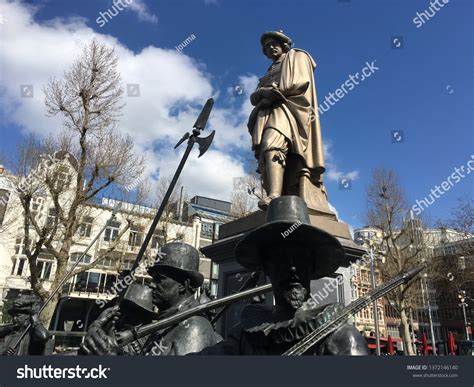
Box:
[30,197,45,219]
[201,222,214,239]
[11,258,27,276]
[37,260,53,280]
[0,189,10,226]
[128,225,143,247]
[53,165,72,190]
[387,324,399,338]
[97,256,115,268]
[104,221,121,242]
[69,253,92,264]
[104,274,118,292]
[46,208,58,228]
[77,216,93,238]
[86,272,101,292]
[15,237,27,255]
[121,260,134,270]
[74,272,88,291]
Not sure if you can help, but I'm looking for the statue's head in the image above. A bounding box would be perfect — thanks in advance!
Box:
[147,242,203,311]
[8,294,41,326]
[117,283,158,326]
[262,244,314,310]
[234,196,348,313]
[260,31,292,60]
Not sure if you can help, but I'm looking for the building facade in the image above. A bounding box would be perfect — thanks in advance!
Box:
[0,158,233,351]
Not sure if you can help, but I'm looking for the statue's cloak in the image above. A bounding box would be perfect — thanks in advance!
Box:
[248,48,325,174]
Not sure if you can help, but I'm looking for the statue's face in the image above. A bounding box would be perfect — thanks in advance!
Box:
[13,313,29,327]
[263,246,313,311]
[263,38,284,61]
[119,303,153,327]
[148,272,182,311]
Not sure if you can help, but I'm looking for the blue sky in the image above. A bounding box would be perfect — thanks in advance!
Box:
[0,0,472,229]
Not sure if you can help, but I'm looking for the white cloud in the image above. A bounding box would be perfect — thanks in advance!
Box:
[323,141,359,182]
[127,0,158,24]
[0,0,246,201]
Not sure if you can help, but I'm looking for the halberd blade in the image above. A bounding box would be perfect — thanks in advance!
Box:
[193,98,214,131]
[174,132,190,149]
[196,130,215,158]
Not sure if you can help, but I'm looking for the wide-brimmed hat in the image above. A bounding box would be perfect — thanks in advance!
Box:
[148,242,204,288]
[234,196,346,279]
[260,30,293,47]
[7,295,40,315]
[121,283,158,318]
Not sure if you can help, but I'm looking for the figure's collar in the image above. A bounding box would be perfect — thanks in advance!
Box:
[267,53,287,69]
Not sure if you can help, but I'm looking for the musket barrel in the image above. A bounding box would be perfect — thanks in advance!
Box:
[116,283,272,347]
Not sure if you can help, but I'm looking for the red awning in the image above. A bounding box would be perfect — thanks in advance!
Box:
[368,344,386,349]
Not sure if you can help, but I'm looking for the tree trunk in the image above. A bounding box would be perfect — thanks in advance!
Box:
[400,306,415,355]
[39,258,68,328]
[40,293,60,329]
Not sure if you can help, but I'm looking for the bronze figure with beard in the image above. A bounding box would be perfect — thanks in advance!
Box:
[195,196,369,355]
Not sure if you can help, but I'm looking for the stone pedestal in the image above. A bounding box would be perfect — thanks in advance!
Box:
[201,206,366,337]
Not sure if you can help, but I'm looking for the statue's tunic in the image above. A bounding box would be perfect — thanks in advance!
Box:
[248,48,325,174]
[139,297,222,356]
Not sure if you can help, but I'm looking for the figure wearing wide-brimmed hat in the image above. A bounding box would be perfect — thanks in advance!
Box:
[248,30,332,214]
[0,295,49,356]
[80,242,221,356]
[197,196,369,356]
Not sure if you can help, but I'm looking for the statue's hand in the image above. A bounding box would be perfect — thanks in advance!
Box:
[79,307,120,356]
[29,314,40,327]
[260,98,273,108]
[3,347,16,356]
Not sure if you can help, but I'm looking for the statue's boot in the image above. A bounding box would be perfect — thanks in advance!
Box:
[258,151,284,209]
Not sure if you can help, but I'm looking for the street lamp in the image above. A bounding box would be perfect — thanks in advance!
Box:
[458,290,471,341]
[420,273,437,355]
[358,231,384,356]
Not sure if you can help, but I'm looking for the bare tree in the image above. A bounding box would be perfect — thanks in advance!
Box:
[365,168,427,355]
[153,175,189,244]
[431,195,474,298]
[3,39,144,326]
[230,172,263,217]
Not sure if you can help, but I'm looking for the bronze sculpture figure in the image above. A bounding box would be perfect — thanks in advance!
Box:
[0,295,50,355]
[79,242,221,355]
[249,31,332,216]
[195,196,369,355]
[79,283,159,355]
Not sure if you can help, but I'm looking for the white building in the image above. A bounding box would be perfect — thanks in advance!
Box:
[0,156,233,344]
